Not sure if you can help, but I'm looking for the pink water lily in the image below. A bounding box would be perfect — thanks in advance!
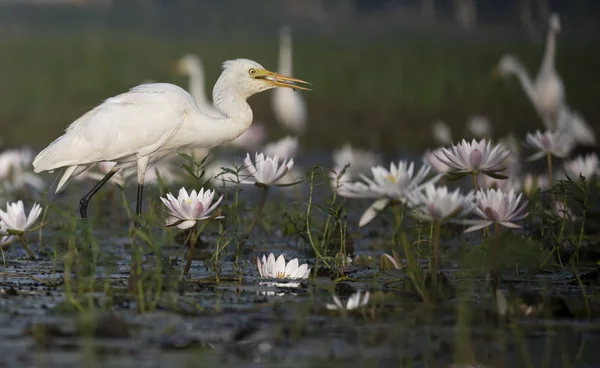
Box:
[407,183,475,222]
[435,139,510,178]
[160,187,223,229]
[525,130,574,161]
[464,189,529,232]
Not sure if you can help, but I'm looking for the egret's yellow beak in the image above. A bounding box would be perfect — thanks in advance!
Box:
[254,70,313,91]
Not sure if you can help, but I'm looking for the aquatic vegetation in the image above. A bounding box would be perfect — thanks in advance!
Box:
[160,187,223,229]
[256,253,311,280]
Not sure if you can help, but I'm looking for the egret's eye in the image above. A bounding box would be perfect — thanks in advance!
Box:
[249,68,256,75]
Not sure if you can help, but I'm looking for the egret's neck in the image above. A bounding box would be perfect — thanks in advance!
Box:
[540,27,557,73]
[202,77,254,145]
[187,62,210,108]
[510,62,537,106]
[278,33,293,76]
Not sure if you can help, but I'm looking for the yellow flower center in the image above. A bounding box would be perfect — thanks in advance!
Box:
[186,198,192,204]
[275,271,290,279]
[387,174,397,184]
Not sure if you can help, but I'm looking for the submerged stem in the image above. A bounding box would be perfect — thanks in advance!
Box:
[19,235,35,260]
[432,221,441,289]
[184,227,198,276]
[472,171,480,191]
[239,187,269,252]
[547,152,553,189]
[492,222,501,289]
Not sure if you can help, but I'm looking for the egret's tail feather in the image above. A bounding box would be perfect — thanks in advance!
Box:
[52,165,89,194]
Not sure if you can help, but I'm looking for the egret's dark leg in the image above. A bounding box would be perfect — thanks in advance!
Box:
[80,170,118,219]
[136,183,144,219]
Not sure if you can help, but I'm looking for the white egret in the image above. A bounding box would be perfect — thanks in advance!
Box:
[175,53,267,150]
[495,13,563,130]
[272,26,308,135]
[174,54,221,117]
[33,59,312,220]
[495,13,595,145]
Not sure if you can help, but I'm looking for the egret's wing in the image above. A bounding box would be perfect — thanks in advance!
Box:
[33,84,193,172]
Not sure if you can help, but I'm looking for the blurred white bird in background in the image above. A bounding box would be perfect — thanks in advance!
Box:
[495,13,595,146]
[431,120,453,146]
[272,26,308,135]
[175,53,267,150]
[33,59,312,220]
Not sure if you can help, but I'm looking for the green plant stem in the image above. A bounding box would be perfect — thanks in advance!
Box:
[392,203,405,250]
[547,152,553,188]
[575,180,588,263]
[491,222,500,289]
[306,169,331,271]
[432,221,441,289]
[239,186,269,251]
[472,171,479,191]
[19,235,35,260]
[183,227,197,276]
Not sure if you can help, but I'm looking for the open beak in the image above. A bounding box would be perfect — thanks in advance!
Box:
[256,70,313,91]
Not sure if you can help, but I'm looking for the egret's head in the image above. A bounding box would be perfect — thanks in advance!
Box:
[549,13,561,33]
[493,54,521,78]
[216,59,312,99]
[174,54,202,75]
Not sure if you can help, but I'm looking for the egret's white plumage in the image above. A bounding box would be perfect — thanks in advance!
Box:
[272,26,307,135]
[33,59,311,198]
[496,13,594,145]
[175,53,267,150]
[497,13,563,130]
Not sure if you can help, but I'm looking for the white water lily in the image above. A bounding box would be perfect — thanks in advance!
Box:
[435,139,510,178]
[263,135,299,158]
[525,130,574,161]
[338,161,440,227]
[0,201,42,235]
[326,291,370,311]
[408,183,475,222]
[240,153,295,187]
[160,187,223,229]
[423,148,451,174]
[563,153,599,180]
[464,189,529,232]
[256,253,311,279]
[0,148,44,192]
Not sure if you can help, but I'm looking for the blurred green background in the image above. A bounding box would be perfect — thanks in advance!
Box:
[0,0,598,153]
